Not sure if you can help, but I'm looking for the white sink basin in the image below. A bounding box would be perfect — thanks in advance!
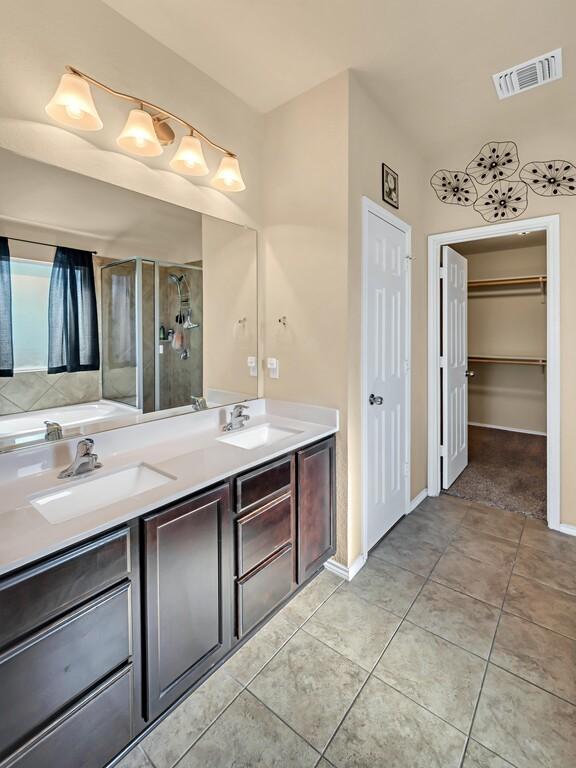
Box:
[30,463,175,524]
[217,422,303,450]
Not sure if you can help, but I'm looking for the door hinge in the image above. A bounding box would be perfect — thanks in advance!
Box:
[439,356,446,368]
[439,444,446,458]
[404,461,410,477]
[404,359,410,373]
[439,266,447,278]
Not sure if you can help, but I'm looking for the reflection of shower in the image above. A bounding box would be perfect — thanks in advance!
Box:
[169,272,200,360]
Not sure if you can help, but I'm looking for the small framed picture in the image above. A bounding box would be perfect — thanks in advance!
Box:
[382,163,399,209]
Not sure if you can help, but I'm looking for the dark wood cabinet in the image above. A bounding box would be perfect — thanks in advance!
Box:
[0,584,131,759]
[143,484,233,721]
[3,668,133,768]
[0,528,130,651]
[0,435,336,768]
[237,545,293,636]
[297,437,336,582]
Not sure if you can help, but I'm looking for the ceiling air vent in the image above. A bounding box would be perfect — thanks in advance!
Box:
[493,49,562,99]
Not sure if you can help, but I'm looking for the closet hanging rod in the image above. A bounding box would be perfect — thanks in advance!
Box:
[468,355,546,366]
[3,235,97,255]
[468,275,546,288]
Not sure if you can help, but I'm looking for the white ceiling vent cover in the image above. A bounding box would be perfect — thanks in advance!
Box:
[493,49,563,99]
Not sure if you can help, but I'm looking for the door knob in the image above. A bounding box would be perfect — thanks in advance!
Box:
[465,370,475,378]
[369,394,384,405]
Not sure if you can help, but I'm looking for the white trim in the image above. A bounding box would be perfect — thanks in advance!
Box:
[427,215,561,531]
[361,196,412,561]
[410,488,428,512]
[324,553,367,582]
[559,523,576,538]
[468,421,546,437]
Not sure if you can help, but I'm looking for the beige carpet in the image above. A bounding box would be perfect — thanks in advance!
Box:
[444,425,547,520]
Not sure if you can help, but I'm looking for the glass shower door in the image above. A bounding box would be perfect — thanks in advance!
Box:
[101,260,138,408]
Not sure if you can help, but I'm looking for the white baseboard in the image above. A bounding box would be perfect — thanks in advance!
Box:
[558,523,576,538]
[409,488,428,512]
[324,553,367,582]
[468,421,546,437]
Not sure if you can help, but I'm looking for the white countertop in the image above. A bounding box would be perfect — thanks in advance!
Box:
[0,399,338,577]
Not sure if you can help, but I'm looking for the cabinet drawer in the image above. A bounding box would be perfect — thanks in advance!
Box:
[237,545,293,637]
[235,456,293,513]
[0,583,131,759]
[2,667,133,768]
[236,494,293,577]
[0,528,129,650]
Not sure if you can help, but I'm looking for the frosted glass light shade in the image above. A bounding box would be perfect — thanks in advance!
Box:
[211,156,246,192]
[170,135,209,176]
[116,109,163,156]
[45,73,103,131]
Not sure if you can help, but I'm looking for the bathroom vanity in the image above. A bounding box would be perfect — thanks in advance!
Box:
[0,401,337,768]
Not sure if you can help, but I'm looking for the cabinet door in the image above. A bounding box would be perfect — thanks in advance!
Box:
[297,438,336,583]
[144,485,232,720]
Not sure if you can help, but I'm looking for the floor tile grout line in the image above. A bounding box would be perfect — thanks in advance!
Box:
[170,572,345,766]
[318,526,451,762]
[457,521,524,768]
[369,671,475,738]
[400,616,491,663]
[169,685,246,768]
[318,605,415,761]
[427,574,508,611]
[245,687,324,757]
[500,604,576,643]
[487,659,576,709]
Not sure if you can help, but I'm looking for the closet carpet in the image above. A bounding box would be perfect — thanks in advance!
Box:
[445,426,547,520]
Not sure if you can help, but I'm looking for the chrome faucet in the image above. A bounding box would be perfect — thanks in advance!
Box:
[222,404,250,432]
[44,421,63,441]
[58,439,102,479]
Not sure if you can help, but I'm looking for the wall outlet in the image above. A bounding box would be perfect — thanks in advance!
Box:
[247,356,257,377]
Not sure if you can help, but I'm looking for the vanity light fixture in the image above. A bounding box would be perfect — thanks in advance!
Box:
[212,155,246,192]
[45,73,103,131]
[45,66,246,191]
[169,133,209,176]
[117,108,163,157]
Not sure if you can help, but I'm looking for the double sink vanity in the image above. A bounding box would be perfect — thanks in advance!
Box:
[0,399,338,768]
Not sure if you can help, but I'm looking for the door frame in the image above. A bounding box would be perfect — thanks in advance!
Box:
[361,196,412,559]
[427,215,561,532]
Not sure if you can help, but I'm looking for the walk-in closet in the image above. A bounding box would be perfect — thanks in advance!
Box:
[445,232,547,519]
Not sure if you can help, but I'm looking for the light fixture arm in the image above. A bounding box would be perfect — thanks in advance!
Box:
[65,65,236,157]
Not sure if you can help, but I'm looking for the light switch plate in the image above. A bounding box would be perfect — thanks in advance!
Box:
[267,357,280,379]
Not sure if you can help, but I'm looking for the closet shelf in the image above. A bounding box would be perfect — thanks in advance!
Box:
[468,275,546,289]
[468,355,546,367]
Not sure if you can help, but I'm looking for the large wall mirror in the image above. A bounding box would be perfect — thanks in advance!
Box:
[0,149,259,452]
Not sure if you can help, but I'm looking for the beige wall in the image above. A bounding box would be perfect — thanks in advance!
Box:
[346,74,428,564]
[262,72,428,567]
[425,127,576,525]
[202,217,258,400]
[0,0,262,229]
[465,244,547,433]
[262,73,350,561]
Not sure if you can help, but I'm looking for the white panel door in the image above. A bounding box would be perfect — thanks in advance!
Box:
[365,210,409,550]
[442,246,468,488]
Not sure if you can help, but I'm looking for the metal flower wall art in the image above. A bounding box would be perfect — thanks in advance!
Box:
[520,161,576,196]
[466,141,519,184]
[473,180,528,222]
[430,170,477,206]
[431,141,576,222]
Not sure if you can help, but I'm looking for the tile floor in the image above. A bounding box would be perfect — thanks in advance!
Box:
[117,494,576,768]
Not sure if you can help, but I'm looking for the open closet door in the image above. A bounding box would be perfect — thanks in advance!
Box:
[442,246,468,488]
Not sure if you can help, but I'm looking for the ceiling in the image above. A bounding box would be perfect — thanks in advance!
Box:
[453,231,546,255]
[103,0,575,156]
